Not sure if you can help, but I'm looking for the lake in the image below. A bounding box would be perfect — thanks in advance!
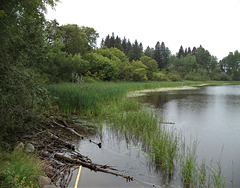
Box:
[69,84,240,188]
[138,84,240,187]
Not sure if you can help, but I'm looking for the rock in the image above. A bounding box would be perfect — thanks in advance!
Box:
[25,143,35,153]
[14,142,24,151]
[38,176,51,188]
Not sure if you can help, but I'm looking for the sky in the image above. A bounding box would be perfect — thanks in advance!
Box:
[45,0,240,60]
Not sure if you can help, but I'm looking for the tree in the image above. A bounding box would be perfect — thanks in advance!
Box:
[177,45,185,58]
[195,46,212,71]
[84,52,119,81]
[109,32,115,48]
[80,26,99,50]
[192,47,197,55]
[154,42,162,69]
[144,46,154,59]
[122,37,128,55]
[59,24,89,55]
[140,56,158,80]
[187,47,192,55]
[222,51,240,80]
[128,40,143,61]
[131,61,148,81]
[0,0,58,141]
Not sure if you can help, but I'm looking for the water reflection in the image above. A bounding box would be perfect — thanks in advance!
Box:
[138,85,240,188]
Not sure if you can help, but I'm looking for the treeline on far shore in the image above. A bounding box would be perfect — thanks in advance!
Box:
[1,0,240,145]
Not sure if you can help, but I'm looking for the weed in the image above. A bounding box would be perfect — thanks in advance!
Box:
[0,150,44,188]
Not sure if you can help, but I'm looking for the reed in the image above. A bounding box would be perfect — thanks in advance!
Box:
[46,81,205,114]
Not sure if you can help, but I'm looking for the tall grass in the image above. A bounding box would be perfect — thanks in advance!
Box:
[46,81,203,114]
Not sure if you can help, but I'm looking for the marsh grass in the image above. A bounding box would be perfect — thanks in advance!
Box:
[181,140,199,186]
[46,81,204,114]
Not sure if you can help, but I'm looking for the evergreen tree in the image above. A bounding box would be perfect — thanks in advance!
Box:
[105,34,111,48]
[128,40,142,61]
[126,39,132,56]
[109,32,115,48]
[144,46,154,58]
[115,36,123,50]
[177,45,185,58]
[100,38,105,48]
[154,42,162,69]
[122,37,128,55]
[188,47,192,55]
[184,48,188,57]
[192,47,197,55]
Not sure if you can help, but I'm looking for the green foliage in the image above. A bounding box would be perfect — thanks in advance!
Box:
[59,24,88,55]
[152,72,169,81]
[0,150,44,188]
[96,47,130,80]
[131,61,148,81]
[167,72,183,81]
[140,56,159,80]
[221,51,240,80]
[84,52,119,81]
[0,65,51,144]
[128,40,143,61]
[0,0,55,143]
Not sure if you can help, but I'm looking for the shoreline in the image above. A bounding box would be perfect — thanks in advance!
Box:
[127,85,201,98]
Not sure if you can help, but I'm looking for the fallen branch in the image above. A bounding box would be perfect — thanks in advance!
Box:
[51,119,102,148]
[54,154,133,181]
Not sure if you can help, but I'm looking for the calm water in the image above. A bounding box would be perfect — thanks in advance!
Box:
[68,85,240,188]
[138,84,240,187]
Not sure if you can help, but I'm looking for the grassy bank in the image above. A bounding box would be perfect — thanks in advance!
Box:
[0,150,44,187]
[46,81,235,187]
[46,81,203,114]
[46,81,240,114]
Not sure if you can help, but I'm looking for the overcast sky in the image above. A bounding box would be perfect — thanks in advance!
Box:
[45,0,240,60]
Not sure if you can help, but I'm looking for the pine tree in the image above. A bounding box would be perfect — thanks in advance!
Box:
[154,41,161,69]
[144,46,154,58]
[100,38,105,48]
[187,47,192,55]
[128,40,142,61]
[122,37,128,55]
[105,35,111,48]
[192,47,197,55]
[184,48,188,57]
[115,36,123,50]
[109,32,115,48]
[177,45,185,58]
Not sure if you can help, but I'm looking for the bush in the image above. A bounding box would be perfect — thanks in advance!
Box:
[167,72,183,81]
[0,64,51,145]
[133,68,148,81]
[152,72,169,81]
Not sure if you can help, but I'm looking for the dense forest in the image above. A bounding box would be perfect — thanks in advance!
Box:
[1,0,240,143]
